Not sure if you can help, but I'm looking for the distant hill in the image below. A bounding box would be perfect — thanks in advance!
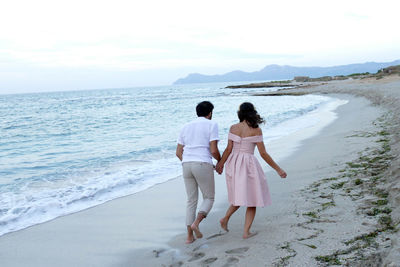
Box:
[173,60,400,84]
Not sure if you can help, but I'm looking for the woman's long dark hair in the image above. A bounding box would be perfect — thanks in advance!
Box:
[237,102,265,128]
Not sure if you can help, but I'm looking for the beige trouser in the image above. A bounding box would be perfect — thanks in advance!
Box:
[182,162,215,226]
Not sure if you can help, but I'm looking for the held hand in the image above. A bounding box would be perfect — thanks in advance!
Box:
[277,168,287,178]
[216,162,224,174]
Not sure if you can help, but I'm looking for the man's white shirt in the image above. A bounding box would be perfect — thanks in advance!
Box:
[177,117,219,164]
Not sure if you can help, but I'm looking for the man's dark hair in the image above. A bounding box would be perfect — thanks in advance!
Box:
[196,101,214,117]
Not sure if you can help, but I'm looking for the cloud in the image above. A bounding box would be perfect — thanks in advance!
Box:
[0,0,399,92]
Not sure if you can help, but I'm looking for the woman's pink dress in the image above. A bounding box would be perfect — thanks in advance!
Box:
[225,133,272,207]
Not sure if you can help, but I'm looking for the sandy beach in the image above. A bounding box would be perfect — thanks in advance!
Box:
[1,75,399,266]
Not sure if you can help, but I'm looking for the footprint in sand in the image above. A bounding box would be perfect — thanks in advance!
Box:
[222,257,240,267]
[193,244,209,251]
[169,261,183,267]
[206,232,225,240]
[201,257,218,265]
[188,252,205,262]
[152,248,166,258]
[225,247,249,254]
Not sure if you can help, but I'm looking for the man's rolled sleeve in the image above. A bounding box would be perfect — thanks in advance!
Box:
[177,128,185,145]
[209,122,219,142]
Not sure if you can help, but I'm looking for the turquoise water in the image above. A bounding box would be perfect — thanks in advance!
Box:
[0,82,333,236]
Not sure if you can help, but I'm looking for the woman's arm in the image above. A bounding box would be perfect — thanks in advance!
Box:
[215,139,233,174]
[257,141,287,178]
[253,128,286,178]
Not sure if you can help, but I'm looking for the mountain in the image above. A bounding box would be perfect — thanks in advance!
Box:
[173,60,400,84]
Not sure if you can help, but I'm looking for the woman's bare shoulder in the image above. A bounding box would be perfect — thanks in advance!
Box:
[229,123,241,134]
[246,127,262,137]
[253,127,262,135]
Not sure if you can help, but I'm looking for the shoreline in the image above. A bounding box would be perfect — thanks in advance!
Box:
[0,93,343,267]
[0,76,399,266]
[0,93,338,239]
[0,84,334,240]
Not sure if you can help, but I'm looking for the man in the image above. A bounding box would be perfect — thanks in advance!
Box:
[176,101,221,244]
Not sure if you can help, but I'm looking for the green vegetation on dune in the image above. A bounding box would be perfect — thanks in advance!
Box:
[308,113,396,265]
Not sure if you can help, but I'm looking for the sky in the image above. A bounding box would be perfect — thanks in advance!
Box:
[1,0,400,94]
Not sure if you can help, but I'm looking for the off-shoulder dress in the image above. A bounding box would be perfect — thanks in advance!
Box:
[224,133,272,207]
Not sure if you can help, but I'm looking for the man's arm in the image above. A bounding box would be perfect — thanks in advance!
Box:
[176,144,184,161]
[210,140,221,162]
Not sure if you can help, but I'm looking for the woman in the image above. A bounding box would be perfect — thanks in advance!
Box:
[216,102,287,238]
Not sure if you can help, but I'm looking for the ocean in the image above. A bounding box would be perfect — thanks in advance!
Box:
[0,82,337,236]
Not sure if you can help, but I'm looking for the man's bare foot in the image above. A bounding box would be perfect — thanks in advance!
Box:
[185,236,195,244]
[243,231,258,239]
[191,223,203,239]
[219,218,229,232]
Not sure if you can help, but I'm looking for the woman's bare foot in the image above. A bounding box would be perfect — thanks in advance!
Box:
[243,231,258,239]
[185,236,195,244]
[219,218,229,232]
[191,223,203,239]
